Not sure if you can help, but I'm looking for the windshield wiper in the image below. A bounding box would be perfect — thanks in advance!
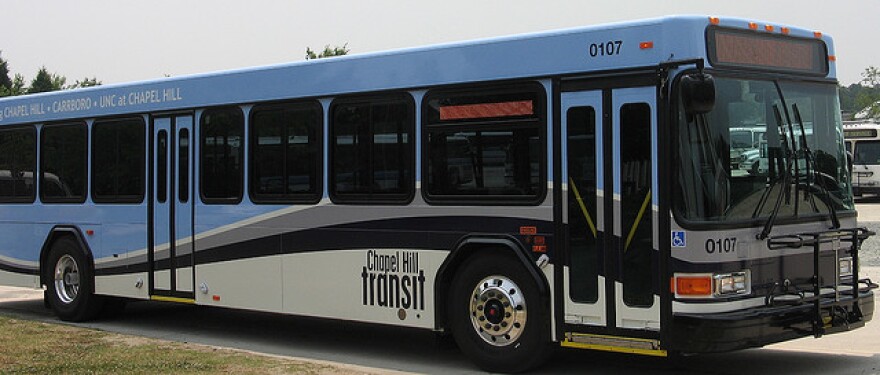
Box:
[758,104,795,240]
[792,103,840,229]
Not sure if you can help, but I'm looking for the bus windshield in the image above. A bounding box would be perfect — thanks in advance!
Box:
[675,76,854,224]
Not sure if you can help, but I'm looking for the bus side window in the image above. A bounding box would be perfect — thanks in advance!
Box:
[92,118,145,203]
[0,126,36,203]
[40,123,87,203]
[250,102,322,203]
[200,107,245,203]
[330,94,414,203]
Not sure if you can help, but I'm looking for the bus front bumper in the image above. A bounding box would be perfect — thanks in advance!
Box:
[670,289,874,353]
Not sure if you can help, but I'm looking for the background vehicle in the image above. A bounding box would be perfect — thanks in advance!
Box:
[0,15,873,372]
[844,121,880,196]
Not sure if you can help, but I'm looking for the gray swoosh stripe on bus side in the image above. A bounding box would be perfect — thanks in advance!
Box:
[94,215,552,276]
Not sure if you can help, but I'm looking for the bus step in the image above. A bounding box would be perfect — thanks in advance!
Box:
[562,333,666,356]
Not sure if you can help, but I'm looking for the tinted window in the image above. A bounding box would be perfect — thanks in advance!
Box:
[424,85,545,203]
[250,102,321,203]
[331,95,413,203]
[157,130,168,203]
[619,103,653,308]
[567,107,598,303]
[201,107,244,202]
[179,128,189,203]
[41,123,87,203]
[92,118,145,203]
[0,127,36,203]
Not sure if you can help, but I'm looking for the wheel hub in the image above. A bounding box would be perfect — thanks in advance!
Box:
[469,276,527,346]
[54,254,80,304]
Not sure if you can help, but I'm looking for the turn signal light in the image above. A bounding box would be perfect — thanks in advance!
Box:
[674,275,712,297]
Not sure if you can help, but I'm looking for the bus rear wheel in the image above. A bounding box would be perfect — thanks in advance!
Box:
[448,253,551,373]
[45,237,104,322]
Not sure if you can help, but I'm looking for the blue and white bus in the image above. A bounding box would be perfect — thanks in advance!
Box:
[0,15,874,372]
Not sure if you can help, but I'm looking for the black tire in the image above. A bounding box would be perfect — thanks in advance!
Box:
[45,237,104,322]
[448,253,552,373]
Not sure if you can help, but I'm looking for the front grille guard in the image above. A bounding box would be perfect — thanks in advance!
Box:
[766,227,877,337]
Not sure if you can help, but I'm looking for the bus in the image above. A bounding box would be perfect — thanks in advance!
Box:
[844,120,880,196]
[0,15,875,373]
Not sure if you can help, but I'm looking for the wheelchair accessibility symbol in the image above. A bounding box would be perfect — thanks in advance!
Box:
[671,231,686,248]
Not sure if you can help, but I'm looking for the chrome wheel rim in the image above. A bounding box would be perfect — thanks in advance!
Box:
[469,276,527,346]
[54,255,80,304]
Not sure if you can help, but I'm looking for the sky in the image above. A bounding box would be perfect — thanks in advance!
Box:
[1,0,877,86]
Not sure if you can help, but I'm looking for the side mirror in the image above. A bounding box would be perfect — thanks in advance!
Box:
[681,73,716,115]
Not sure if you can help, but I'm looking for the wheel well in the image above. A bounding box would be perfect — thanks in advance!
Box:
[434,236,549,331]
[39,227,94,288]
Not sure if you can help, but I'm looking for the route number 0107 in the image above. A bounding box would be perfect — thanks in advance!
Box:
[705,238,737,254]
[589,41,623,57]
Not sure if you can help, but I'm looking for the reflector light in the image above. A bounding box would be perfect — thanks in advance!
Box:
[828,55,837,62]
[212,295,220,301]
[439,100,533,120]
[839,257,854,277]
[675,275,712,296]
[519,226,537,235]
[748,22,758,30]
[639,41,654,49]
[86,229,95,236]
[709,17,720,25]
[533,236,546,246]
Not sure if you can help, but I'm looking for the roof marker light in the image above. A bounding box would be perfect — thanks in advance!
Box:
[814,31,823,38]
[639,41,654,49]
[765,25,774,32]
[781,27,790,35]
[709,17,720,25]
[748,22,758,30]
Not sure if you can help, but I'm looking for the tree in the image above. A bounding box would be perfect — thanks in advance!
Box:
[855,66,880,119]
[67,77,101,89]
[305,44,349,60]
[0,74,26,97]
[862,66,880,87]
[0,51,11,95]
[27,67,66,94]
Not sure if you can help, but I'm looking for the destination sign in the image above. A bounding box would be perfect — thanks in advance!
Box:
[707,26,828,76]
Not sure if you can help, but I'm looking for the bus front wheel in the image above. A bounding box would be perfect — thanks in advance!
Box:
[448,253,551,373]
[45,237,104,322]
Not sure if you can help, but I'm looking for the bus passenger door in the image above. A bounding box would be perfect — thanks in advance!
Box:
[150,114,195,300]
[611,88,658,331]
[561,85,659,334]
[561,90,606,327]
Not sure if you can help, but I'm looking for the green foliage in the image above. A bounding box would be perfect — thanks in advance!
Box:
[0,74,26,97]
[0,51,11,94]
[68,77,102,89]
[0,54,101,97]
[27,67,66,94]
[851,66,880,119]
[305,43,350,60]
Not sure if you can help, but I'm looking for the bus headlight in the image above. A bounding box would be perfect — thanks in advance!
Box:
[713,271,749,296]
[839,257,854,277]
